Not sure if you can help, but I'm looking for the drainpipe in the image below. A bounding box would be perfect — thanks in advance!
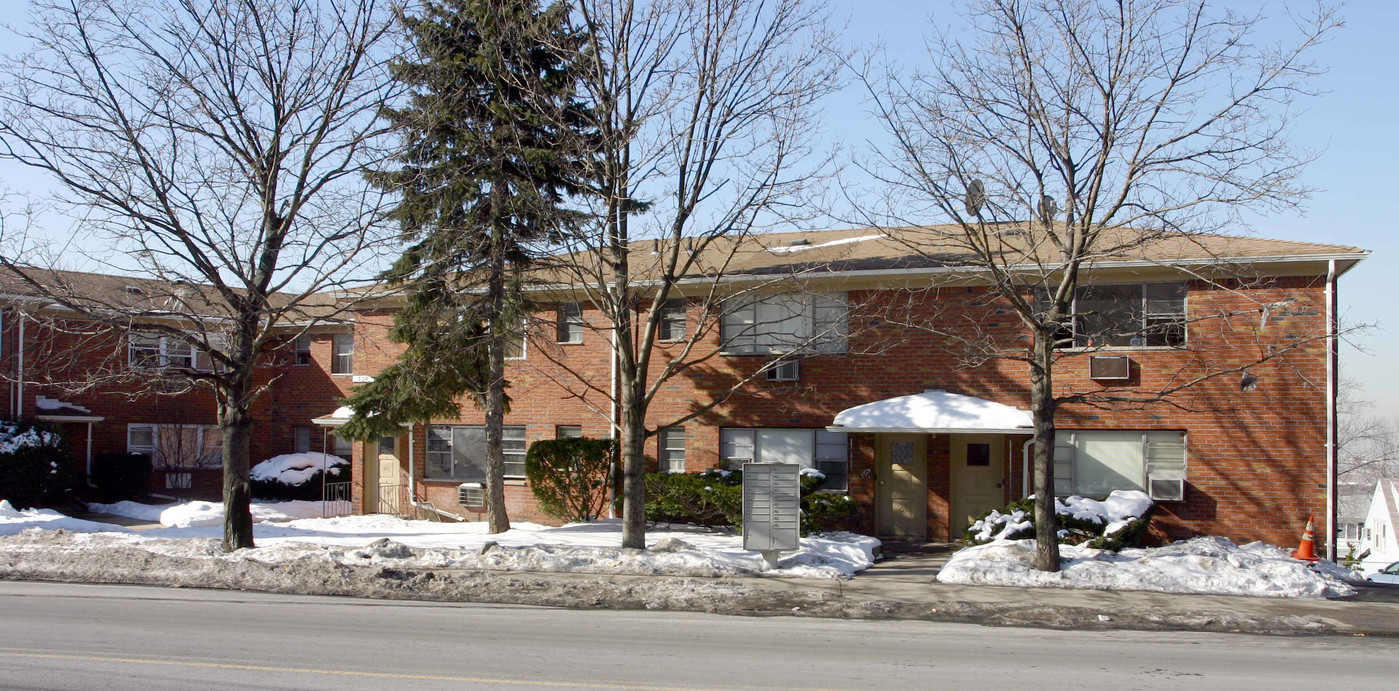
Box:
[1021,439,1034,497]
[1326,259,1337,562]
[607,318,618,519]
[16,315,23,418]
[86,421,95,487]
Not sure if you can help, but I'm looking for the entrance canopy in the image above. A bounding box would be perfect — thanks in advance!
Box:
[828,389,1033,435]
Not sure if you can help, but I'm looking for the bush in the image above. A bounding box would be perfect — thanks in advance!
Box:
[0,420,79,507]
[642,467,856,536]
[962,491,1157,551]
[526,437,616,522]
[92,452,153,502]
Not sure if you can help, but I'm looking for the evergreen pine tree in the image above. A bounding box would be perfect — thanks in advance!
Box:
[342,0,593,533]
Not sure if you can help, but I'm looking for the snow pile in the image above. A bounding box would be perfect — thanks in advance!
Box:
[965,490,1154,545]
[86,500,171,522]
[0,423,58,455]
[155,500,330,527]
[938,536,1361,599]
[250,453,348,486]
[968,508,1033,542]
[0,500,133,536]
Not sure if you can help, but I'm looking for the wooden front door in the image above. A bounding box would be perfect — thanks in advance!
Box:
[374,435,401,515]
[876,434,927,539]
[949,434,1006,536]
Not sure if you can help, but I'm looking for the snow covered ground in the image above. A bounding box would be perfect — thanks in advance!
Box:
[938,537,1362,599]
[7,500,879,580]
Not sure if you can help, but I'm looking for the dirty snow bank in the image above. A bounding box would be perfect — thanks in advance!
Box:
[0,500,878,580]
[0,500,133,536]
[938,536,1360,598]
[250,453,347,486]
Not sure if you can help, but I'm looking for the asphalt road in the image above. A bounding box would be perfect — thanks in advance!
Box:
[0,581,1393,691]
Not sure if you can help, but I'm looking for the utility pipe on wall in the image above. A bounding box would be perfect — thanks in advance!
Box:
[16,315,23,418]
[1325,259,1337,562]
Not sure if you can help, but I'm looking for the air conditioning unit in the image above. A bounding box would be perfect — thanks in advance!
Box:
[766,359,800,382]
[1089,355,1131,380]
[1148,475,1185,502]
[458,482,485,508]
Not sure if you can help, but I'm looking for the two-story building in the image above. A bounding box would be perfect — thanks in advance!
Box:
[314,227,1365,552]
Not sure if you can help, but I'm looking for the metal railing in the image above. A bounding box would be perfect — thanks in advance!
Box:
[321,480,353,518]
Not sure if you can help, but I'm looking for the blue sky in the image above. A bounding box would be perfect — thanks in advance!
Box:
[1,1,1393,410]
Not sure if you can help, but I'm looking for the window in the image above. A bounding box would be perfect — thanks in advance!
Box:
[659,427,686,473]
[721,427,849,492]
[966,443,991,466]
[128,333,198,369]
[128,423,222,470]
[556,425,583,439]
[426,425,527,480]
[294,335,312,365]
[294,427,312,454]
[505,324,527,360]
[330,432,353,458]
[659,299,687,341]
[557,303,584,344]
[721,292,848,355]
[1040,283,1186,348]
[331,334,354,374]
[1052,430,1186,497]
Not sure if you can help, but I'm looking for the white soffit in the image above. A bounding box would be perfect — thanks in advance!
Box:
[829,389,1033,434]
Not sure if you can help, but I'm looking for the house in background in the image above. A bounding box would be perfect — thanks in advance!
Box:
[0,269,356,497]
[322,226,1365,552]
[1357,478,1399,575]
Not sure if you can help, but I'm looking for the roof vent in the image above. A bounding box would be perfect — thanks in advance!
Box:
[788,238,811,246]
[998,227,1028,236]
[124,285,144,295]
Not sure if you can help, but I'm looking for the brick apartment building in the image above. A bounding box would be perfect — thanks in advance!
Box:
[0,227,1367,550]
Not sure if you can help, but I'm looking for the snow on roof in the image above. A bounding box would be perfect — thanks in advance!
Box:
[311,405,356,426]
[764,233,886,254]
[34,395,98,419]
[830,389,1033,433]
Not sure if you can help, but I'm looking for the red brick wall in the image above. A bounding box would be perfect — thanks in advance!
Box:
[332,276,1331,547]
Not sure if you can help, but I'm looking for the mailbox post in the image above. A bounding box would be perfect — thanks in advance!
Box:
[742,463,801,571]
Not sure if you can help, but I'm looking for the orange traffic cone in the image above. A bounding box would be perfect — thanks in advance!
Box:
[1291,515,1319,562]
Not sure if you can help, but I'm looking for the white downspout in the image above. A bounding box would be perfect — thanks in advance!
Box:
[1326,259,1337,562]
[1022,439,1034,497]
[16,315,23,418]
[86,421,95,487]
[607,320,618,519]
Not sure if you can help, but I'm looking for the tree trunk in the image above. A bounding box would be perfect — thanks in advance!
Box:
[1029,330,1061,572]
[618,371,646,549]
[484,216,510,533]
[220,374,255,552]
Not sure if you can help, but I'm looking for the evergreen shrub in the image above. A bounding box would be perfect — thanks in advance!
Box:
[525,437,616,522]
[0,420,79,507]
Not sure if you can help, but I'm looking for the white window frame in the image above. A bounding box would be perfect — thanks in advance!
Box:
[128,333,200,370]
[127,423,222,470]
[556,303,584,344]
[331,333,354,374]
[426,425,528,480]
[720,427,849,492]
[1043,282,1188,349]
[721,292,848,355]
[658,427,686,473]
[294,335,312,365]
[659,298,688,341]
[1053,429,1187,497]
[556,425,583,439]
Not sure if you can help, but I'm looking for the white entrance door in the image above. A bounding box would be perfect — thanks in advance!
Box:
[950,434,1006,536]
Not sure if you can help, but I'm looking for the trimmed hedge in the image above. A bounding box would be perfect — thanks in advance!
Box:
[643,468,857,536]
[0,420,79,507]
[92,452,153,502]
[525,437,616,522]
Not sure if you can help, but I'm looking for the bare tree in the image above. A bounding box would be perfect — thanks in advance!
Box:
[1337,379,1399,485]
[0,0,398,550]
[543,0,842,548]
[859,0,1341,570]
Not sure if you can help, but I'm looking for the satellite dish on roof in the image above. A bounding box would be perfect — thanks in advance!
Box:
[964,179,986,216]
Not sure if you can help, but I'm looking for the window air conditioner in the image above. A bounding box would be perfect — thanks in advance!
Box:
[1148,475,1185,502]
[766,359,800,382]
[1089,355,1131,380]
[458,483,485,508]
